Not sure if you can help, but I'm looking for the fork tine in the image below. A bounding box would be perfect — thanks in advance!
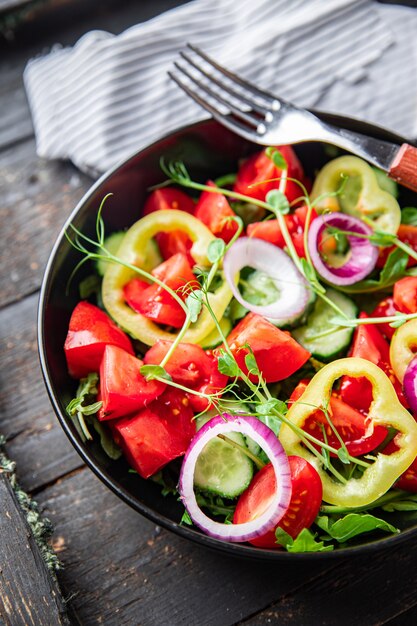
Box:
[187,44,282,109]
[179,51,270,116]
[168,71,265,144]
[173,61,260,129]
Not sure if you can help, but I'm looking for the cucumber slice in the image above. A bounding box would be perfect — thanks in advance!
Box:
[96,233,162,276]
[292,288,358,360]
[200,317,232,349]
[194,416,253,498]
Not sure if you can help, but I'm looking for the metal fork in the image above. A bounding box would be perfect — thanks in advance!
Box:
[169,44,417,193]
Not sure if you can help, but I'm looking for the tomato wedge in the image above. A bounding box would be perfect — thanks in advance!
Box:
[144,340,228,412]
[371,296,398,340]
[377,224,417,269]
[143,187,195,264]
[123,253,198,328]
[290,380,388,457]
[340,313,405,411]
[393,276,417,314]
[98,345,166,420]
[384,439,417,493]
[112,387,195,478]
[221,312,310,383]
[233,146,307,204]
[247,205,318,258]
[233,456,322,548]
[64,301,134,379]
[194,181,239,243]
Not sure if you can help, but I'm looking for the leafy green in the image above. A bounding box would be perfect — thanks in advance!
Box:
[180,509,193,526]
[207,238,226,263]
[66,373,102,441]
[401,206,417,226]
[186,289,203,322]
[382,493,417,512]
[316,513,399,542]
[275,528,333,552]
[266,189,290,215]
[91,419,122,460]
[265,147,288,171]
[140,364,172,381]
[217,350,240,377]
[339,248,409,293]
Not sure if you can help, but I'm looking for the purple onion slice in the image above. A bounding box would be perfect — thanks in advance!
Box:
[179,414,292,542]
[403,355,417,416]
[308,213,378,286]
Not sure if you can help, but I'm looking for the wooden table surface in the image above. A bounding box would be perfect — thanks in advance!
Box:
[1,1,417,624]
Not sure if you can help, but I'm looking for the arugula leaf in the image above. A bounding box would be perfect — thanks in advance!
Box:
[316,513,399,542]
[91,418,122,460]
[382,493,417,512]
[339,248,409,294]
[266,189,290,215]
[207,238,226,263]
[217,350,240,377]
[401,206,417,226]
[275,528,333,552]
[180,509,193,526]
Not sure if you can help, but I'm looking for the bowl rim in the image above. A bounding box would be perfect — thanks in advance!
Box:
[38,114,417,561]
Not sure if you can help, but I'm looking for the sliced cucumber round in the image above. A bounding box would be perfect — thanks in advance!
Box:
[292,288,358,360]
[194,416,253,498]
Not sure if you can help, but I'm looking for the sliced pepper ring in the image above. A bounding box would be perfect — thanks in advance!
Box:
[390,318,417,383]
[102,209,233,346]
[279,357,417,507]
[311,155,401,234]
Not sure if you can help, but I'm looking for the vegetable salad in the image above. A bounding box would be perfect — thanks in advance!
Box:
[64,146,417,552]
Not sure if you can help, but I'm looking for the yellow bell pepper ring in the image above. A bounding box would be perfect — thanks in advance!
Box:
[279,357,417,507]
[102,209,233,346]
[390,318,417,383]
[311,155,401,234]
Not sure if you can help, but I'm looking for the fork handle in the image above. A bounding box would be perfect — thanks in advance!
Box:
[389,143,417,193]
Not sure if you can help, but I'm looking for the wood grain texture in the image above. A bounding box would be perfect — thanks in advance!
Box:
[0,293,84,492]
[36,467,338,626]
[0,475,69,626]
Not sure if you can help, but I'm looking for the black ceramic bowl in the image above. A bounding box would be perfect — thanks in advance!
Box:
[39,116,417,560]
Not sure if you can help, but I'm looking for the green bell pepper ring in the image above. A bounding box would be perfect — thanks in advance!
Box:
[311,155,401,234]
[390,318,417,383]
[102,209,233,346]
[279,357,417,507]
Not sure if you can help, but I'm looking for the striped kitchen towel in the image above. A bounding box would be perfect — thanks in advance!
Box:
[23,0,417,177]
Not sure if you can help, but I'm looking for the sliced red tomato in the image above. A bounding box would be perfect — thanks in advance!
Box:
[384,439,417,493]
[143,187,195,264]
[233,456,322,548]
[112,387,195,478]
[64,301,134,379]
[377,224,417,269]
[290,380,388,457]
[220,312,310,383]
[393,276,417,314]
[340,313,405,411]
[371,296,398,340]
[98,345,166,420]
[144,340,228,412]
[233,146,307,204]
[194,181,239,243]
[247,206,318,258]
[123,253,198,328]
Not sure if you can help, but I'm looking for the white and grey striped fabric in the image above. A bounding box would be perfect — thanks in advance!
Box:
[23,0,417,177]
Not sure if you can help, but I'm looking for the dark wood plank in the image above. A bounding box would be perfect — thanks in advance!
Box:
[0,138,92,307]
[240,538,417,626]
[0,293,84,491]
[36,467,338,626]
[0,475,69,626]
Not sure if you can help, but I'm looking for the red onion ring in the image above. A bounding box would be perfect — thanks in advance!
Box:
[179,414,292,542]
[403,355,417,416]
[307,213,378,286]
[223,237,310,322]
